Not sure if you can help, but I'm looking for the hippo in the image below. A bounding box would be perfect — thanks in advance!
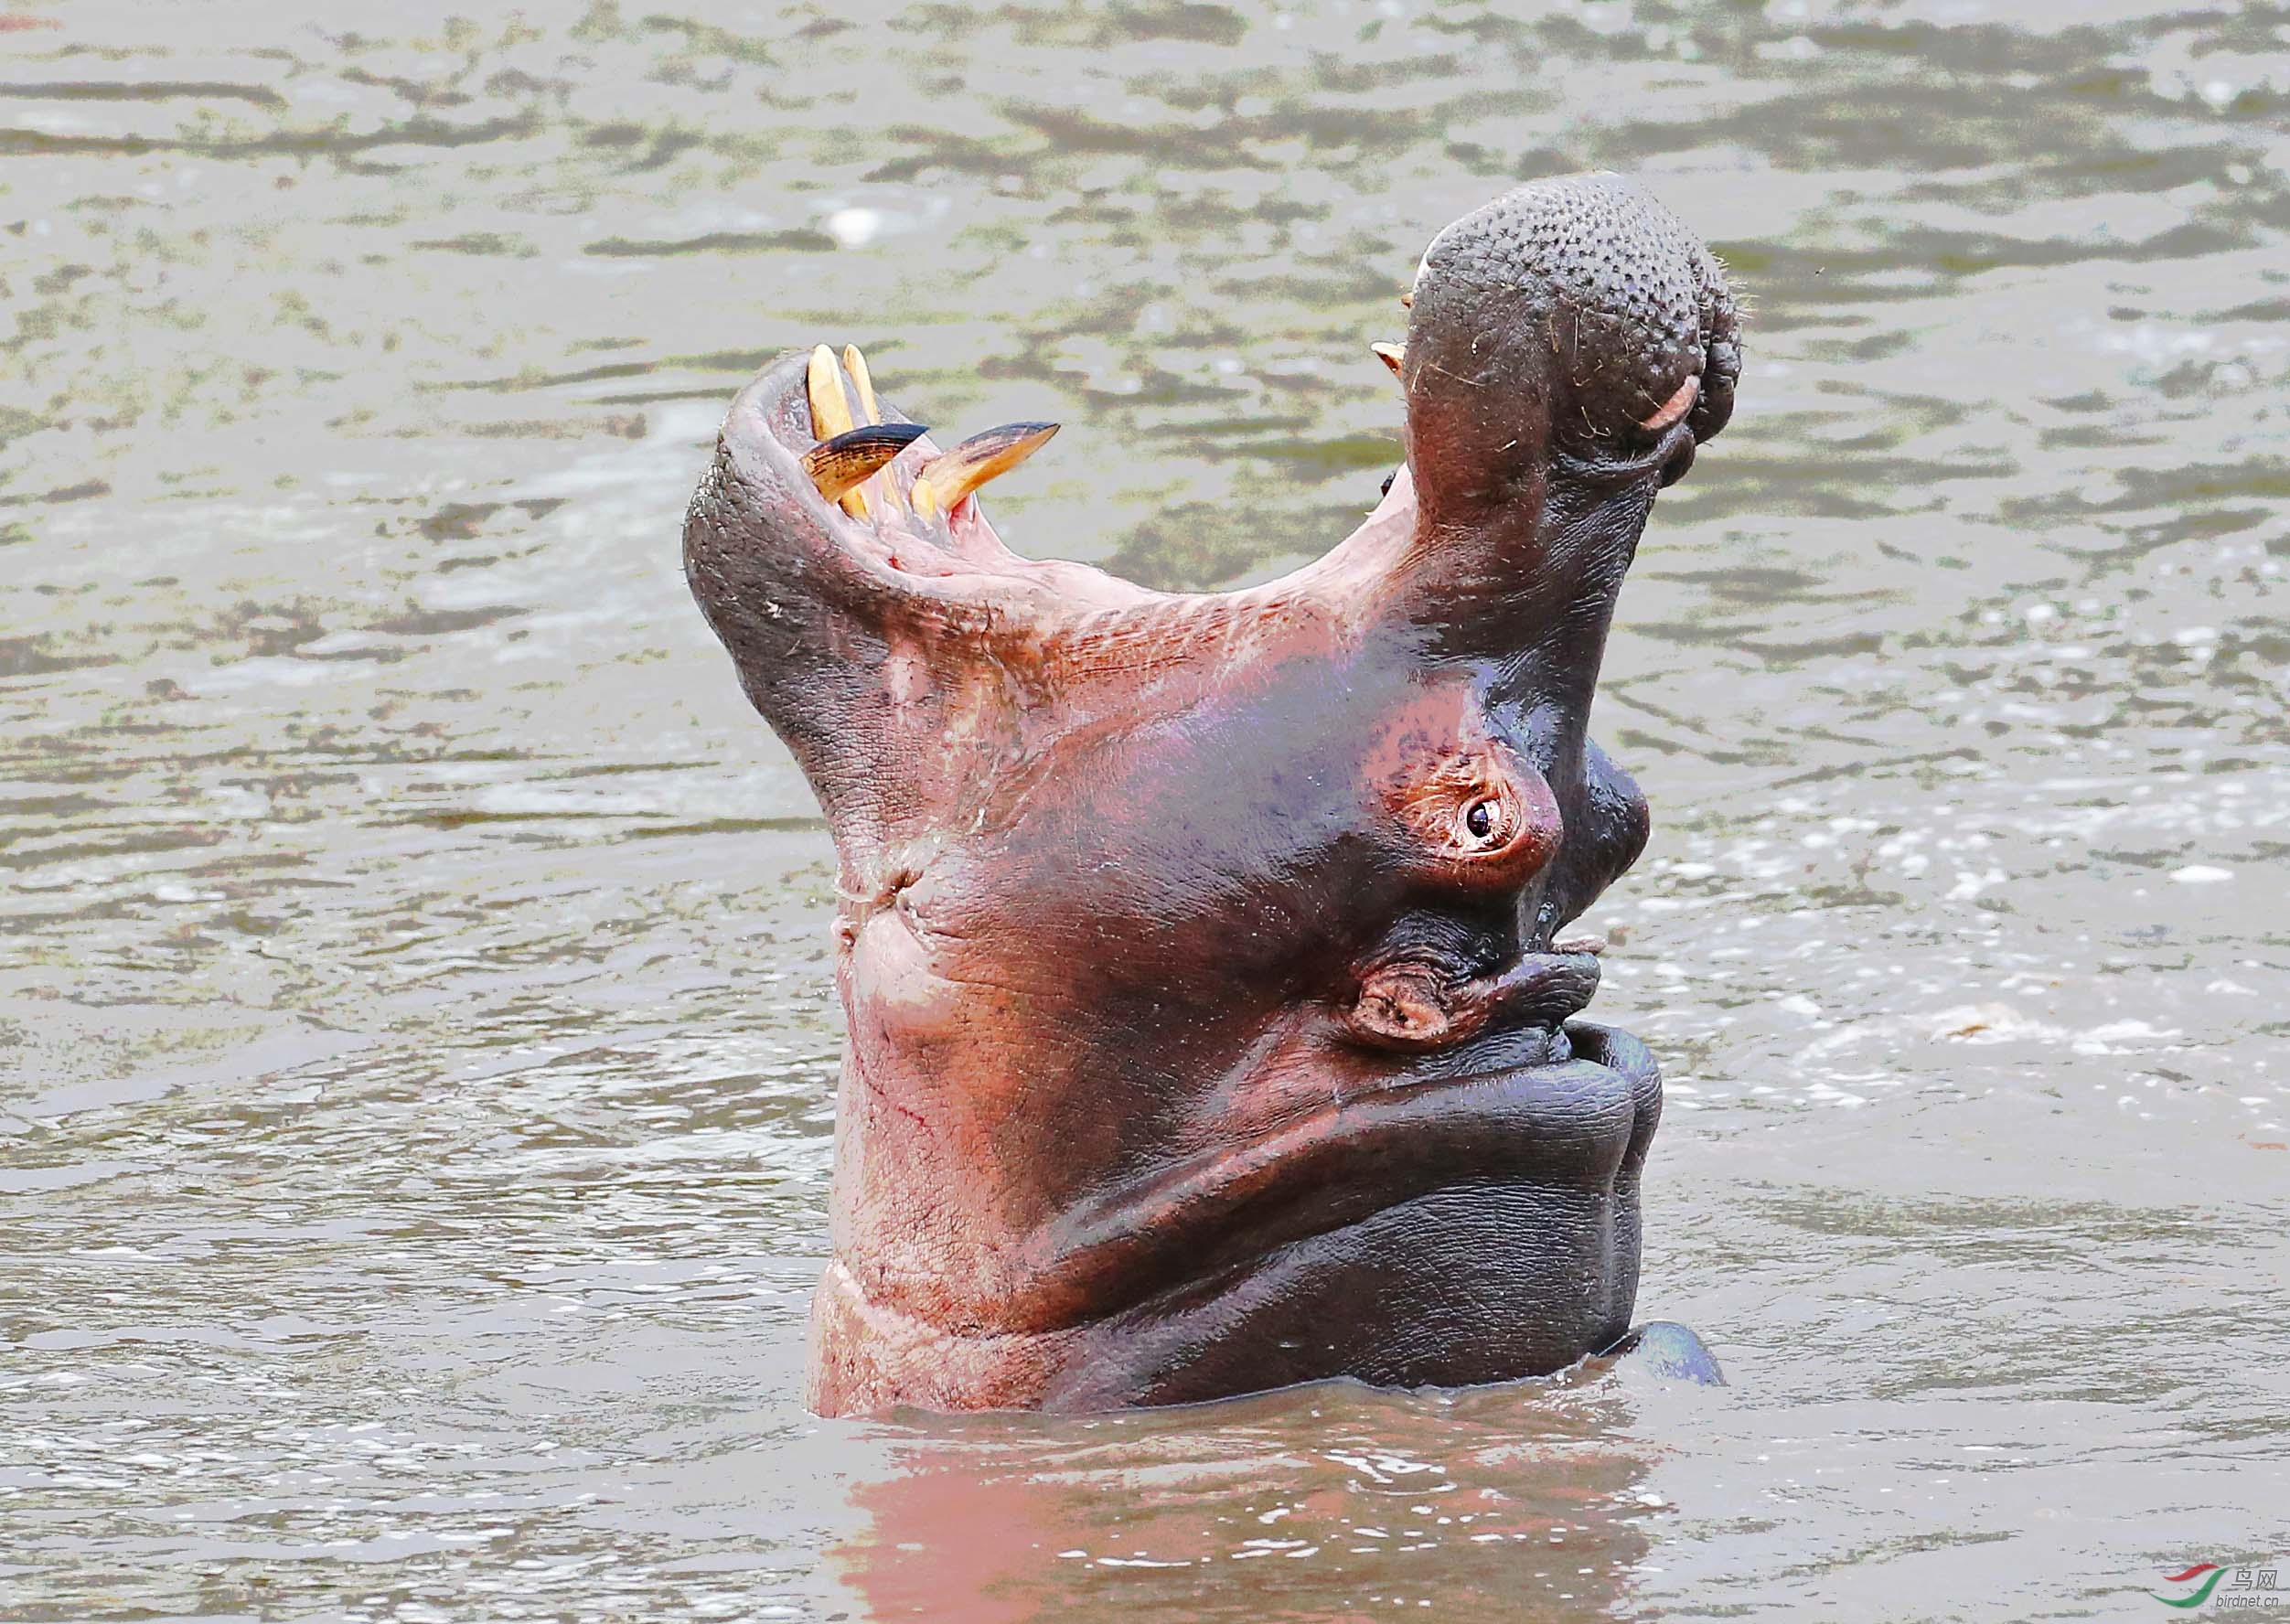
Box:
[683,174,1740,1416]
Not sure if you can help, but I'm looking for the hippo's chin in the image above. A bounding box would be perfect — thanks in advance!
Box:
[1048,1026,1657,1402]
[1040,1021,1663,1410]
[807,1024,1660,1416]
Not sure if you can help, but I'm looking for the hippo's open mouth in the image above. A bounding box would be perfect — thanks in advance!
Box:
[683,173,1739,1415]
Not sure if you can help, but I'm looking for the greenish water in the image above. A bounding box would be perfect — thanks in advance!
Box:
[3,1,2285,1618]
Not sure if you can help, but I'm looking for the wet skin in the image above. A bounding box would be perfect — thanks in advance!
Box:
[682,174,1741,1416]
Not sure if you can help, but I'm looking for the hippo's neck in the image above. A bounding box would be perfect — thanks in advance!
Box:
[808,1258,1073,1415]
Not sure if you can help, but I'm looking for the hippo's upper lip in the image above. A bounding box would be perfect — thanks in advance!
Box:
[1006,1010,1656,1333]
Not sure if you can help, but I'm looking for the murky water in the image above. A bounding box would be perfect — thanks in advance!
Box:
[4,0,2286,1617]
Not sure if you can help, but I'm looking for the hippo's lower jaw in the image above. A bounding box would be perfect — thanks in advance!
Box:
[808,1022,1661,1415]
[685,174,1739,1416]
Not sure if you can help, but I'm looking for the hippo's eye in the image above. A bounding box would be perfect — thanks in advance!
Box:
[1463,799,1498,841]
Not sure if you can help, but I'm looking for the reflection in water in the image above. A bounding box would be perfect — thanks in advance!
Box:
[2,0,2286,1617]
[841,1381,1660,1622]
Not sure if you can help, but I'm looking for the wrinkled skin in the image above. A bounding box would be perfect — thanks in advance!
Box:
[683,175,1741,1416]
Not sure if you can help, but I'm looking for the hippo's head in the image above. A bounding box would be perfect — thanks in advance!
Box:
[683,174,1739,1415]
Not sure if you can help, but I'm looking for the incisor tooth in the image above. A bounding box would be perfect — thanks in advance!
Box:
[802,423,928,503]
[911,422,1059,520]
[807,344,854,437]
[842,345,881,425]
[805,345,868,518]
[841,345,902,516]
[1373,342,1405,377]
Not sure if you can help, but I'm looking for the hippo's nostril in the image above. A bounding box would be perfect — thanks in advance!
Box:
[1690,330,1741,444]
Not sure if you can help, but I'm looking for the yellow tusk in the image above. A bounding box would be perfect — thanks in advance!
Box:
[801,422,928,503]
[911,422,1059,521]
[842,345,881,425]
[806,344,868,518]
[841,344,903,516]
[807,344,855,438]
[1372,341,1405,378]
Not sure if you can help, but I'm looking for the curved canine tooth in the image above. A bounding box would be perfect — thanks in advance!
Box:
[1639,373,1699,433]
[841,344,903,516]
[911,422,1059,520]
[801,422,928,503]
[806,344,869,517]
[1372,341,1405,377]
